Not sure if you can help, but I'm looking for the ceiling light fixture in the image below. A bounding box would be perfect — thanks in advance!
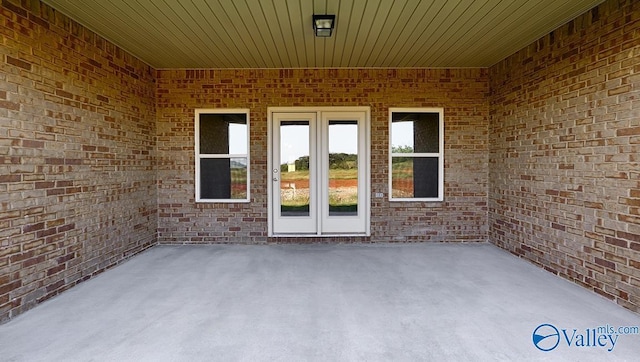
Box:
[313,14,335,37]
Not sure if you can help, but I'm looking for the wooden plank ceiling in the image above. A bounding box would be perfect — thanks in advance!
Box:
[42,0,605,69]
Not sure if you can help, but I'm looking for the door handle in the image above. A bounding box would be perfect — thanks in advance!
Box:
[273,177,278,182]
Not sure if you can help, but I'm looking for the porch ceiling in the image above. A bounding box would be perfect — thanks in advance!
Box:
[42,0,605,69]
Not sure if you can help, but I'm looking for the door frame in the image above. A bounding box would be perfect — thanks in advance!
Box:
[267,106,371,237]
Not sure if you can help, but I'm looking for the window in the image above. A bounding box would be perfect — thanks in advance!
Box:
[389,108,444,201]
[195,109,250,202]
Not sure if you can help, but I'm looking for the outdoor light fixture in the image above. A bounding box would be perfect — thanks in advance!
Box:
[313,14,335,37]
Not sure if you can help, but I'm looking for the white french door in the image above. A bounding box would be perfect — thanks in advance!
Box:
[269,108,370,236]
[271,112,318,234]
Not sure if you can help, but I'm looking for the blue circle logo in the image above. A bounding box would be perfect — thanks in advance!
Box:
[533,324,560,351]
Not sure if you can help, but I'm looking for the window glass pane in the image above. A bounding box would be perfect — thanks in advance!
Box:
[391,112,439,153]
[280,121,310,217]
[229,121,248,154]
[391,118,414,153]
[200,114,247,154]
[328,120,358,216]
[200,158,247,199]
[391,157,439,198]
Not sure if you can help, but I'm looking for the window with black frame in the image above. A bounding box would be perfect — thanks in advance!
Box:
[195,109,250,202]
[389,108,444,201]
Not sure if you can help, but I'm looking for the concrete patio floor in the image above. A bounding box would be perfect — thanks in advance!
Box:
[1,243,639,361]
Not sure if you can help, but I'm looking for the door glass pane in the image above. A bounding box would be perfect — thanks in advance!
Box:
[328,121,358,216]
[280,121,310,216]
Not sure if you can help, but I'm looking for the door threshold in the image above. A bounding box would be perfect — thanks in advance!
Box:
[270,233,370,238]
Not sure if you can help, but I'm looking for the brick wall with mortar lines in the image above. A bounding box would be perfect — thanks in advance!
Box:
[489,0,640,312]
[156,68,489,244]
[0,0,157,322]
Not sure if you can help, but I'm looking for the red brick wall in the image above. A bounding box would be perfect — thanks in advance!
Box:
[489,0,640,312]
[0,0,157,322]
[156,69,489,244]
